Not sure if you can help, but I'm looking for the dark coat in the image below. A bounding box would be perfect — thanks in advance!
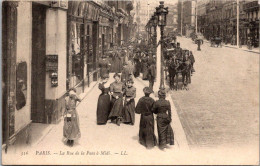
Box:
[136,96,157,148]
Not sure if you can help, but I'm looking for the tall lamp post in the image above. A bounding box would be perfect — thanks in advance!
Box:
[156,1,168,90]
[152,14,158,52]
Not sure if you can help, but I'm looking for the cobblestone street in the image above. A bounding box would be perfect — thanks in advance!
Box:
[170,37,259,149]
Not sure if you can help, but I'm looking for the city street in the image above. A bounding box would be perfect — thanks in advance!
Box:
[3,73,189,165]
[171,37,259,149]
[3,38,259,164]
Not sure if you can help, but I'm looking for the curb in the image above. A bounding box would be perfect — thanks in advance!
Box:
[134,76,190,150]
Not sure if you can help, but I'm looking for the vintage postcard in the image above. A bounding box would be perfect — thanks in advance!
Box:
[1,0,259,165]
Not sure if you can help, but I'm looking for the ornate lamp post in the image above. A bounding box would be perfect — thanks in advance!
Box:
[152,14,158,53]
[156,1,168,90]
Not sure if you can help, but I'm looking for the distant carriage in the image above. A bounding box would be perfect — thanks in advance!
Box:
[210,36,222,47]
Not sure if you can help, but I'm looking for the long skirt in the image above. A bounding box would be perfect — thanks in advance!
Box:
[139,114,157,148]
[142,64,148,80]
[108,58,115,72]
[100,67,109,78]
[157,117,174,149]
[123,99,135,124]
[114,58,121,73]
[97,93,110,124]
[63,109,81,140]
[109,97,124,119]
[134,62,141,77]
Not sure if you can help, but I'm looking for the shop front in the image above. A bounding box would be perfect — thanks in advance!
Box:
[67,1,100,94]
[2,0,68,151]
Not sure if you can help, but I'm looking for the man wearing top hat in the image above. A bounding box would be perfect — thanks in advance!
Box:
[175,42,183,61]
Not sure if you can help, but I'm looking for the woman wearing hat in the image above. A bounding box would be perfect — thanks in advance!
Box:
[135,87,157,149]
[96,74,110,125]
[63,88,82,147]
[109,73,125,126]
[113,51,122,73]
[121,62,131,83]
[141,53,149,80]
[147,59,156,91]
[123,78,136,125]
[99,54,110,78]
[152,89,174,150]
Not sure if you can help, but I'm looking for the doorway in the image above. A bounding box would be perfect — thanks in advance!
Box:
[31,3,47,123]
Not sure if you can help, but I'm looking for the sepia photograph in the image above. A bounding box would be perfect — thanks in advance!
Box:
[1,0,259,165]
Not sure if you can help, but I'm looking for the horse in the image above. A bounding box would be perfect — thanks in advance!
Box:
[168,56,180,90]
[179,56,192,90]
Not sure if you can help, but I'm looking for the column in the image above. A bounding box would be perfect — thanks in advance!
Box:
[154,25,161,95]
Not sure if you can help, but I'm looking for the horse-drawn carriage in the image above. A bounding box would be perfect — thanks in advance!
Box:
[210,36,222,47]
[165,49,192,91]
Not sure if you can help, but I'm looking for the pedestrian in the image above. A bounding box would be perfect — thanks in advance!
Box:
[123,78,136,125]
[142,53,149,80]
[152,89,174,150]
[189,51,195,74]
[147,59,156,91]
[63,88,82,147]
[109,73,125,126]
[113,52,122,73]
[99,54,110,78]
[133,49,141,77]
[175,42,183,61]
[96,74,110,125]
[121,62,131,84]
[135,87,157,149]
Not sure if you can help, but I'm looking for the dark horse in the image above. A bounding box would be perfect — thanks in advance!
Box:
[168,56,179,90]
[178,54,192,90]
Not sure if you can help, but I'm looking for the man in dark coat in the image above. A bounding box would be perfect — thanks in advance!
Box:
[134,49,142,77]
[147,59,156,91]
[175,42,183,61]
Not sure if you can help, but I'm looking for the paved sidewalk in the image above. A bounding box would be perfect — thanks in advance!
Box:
[3,73,190,165]
[135,76,189,149]
[29,81,99,147]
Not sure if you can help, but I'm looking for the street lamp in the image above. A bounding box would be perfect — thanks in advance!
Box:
[151,14,158,53]
[156,1,168,90]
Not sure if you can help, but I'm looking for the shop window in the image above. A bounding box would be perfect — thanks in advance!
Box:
[16,62,27,110]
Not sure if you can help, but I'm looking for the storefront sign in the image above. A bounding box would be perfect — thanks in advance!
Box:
[46,55,58,71]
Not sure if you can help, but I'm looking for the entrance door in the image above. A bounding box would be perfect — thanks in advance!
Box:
[31,3,46,123]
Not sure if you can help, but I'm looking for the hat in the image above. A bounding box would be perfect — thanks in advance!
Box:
[113,73,121,78]
[158,89,166,97]
[143,87,153,94]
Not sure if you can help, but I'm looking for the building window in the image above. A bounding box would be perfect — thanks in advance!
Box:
[16,62,27,110]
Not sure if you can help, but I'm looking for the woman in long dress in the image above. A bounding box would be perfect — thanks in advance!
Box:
[123,78,136,125]
[99,54,110,78]
[63,88,82,147]
[142,54,149,80]
[152,89,174,150]
[109,73,125,126]
[113,52,122,73]
[135,87,157,148]
[96,74,110,125]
